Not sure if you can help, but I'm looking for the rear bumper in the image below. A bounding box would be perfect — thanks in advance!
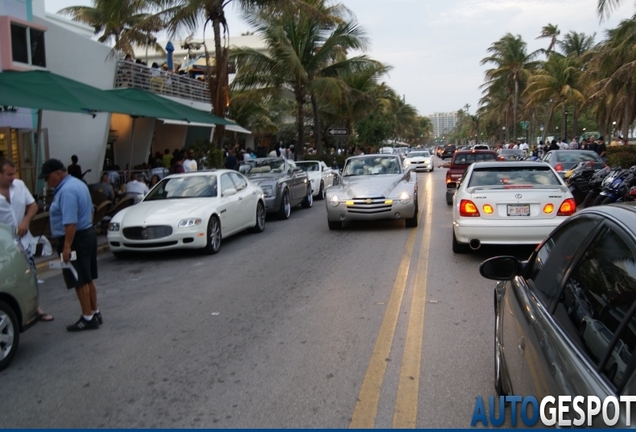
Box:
[453,218,566,245]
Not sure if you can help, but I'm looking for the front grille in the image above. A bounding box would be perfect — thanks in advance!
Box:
[122,241,179,248]
[347,196,392,214]
[123,225,173,240]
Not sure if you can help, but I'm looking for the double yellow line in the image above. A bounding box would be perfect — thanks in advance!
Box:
[350,174,434,429]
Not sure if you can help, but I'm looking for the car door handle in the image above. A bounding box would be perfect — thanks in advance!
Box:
[238,197,243,200]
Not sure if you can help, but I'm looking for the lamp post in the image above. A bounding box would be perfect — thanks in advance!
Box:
[564,111,568,142]
[502,126,506,142]
[613,121,617,137]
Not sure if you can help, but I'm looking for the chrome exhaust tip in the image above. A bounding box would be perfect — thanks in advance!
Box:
[469,239,481,250]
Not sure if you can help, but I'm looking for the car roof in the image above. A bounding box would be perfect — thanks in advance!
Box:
[577,202,636,233]
[453,150,497,156]
[471,161,547,169]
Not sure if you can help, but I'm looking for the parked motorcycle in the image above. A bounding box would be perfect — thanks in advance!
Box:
[593,168,633,206]
[581,166,612,208]
[566,162,596,205]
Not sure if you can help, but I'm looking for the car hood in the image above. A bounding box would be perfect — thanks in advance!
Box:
[120,198,214,225]
[405,156,431,162]
[337,175,405,198]
[246,173,284,183]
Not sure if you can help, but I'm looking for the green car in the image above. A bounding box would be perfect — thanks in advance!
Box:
[0,222,39,372]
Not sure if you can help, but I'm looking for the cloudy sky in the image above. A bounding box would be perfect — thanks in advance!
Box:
[45,0,635,117]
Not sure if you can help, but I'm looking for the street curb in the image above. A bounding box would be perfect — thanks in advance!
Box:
[36,243,111,272]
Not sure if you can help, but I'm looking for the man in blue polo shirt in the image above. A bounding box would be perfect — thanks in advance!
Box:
[40,159,102,331]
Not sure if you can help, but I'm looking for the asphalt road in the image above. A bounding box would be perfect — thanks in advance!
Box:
[0,163,536,428]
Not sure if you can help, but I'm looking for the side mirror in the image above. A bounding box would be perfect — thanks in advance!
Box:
[223,188,237,197]
[479,256,521,280]
[441,162,451,168]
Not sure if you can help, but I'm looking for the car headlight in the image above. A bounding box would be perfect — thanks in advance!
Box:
[261,185,273,197]
[399,192,410,204]
[108,222,120,232]
[329,195,340,207]
[404,160,411,165]
[178,218,202,228]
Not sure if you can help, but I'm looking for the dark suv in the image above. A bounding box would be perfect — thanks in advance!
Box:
[440,144,457,160]
[445,150,498,204]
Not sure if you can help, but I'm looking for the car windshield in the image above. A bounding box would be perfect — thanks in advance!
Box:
[468,166,562,187]
[408,152,430,158]
[555,151,602,163]
[240,158,286,174]
[296,162,319,172]
[453,153,497,165]
[343,156,402,176]
[144,175,218,200]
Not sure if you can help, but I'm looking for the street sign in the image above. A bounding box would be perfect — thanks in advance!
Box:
[328,128,348,136]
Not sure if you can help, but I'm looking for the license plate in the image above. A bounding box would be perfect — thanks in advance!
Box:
[507,204,530,216]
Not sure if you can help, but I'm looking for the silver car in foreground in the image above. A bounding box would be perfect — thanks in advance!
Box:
[325,155,418,229]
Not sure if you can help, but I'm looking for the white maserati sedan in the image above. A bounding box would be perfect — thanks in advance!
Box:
[107,170,265,258]
[452,161,576,253]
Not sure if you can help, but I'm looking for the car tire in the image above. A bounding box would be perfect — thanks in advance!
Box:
[202,215,221,254]
[251,201,266,233]
[405,199,418,228]
[593,194,606,207]
[328,220,342,230]
[301,186,313,208]
[317,181,325,201]
[278,190,291,219]
[452,230,469,254]
[446,195,453,206]
[601,196,616,205]
[581,192,598,208]
[0,300,20,372]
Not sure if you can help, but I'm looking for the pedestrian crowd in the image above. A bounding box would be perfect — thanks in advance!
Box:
[496,135,614,163]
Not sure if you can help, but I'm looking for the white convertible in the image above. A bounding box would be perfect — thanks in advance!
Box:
[295,160,338,200]
[107,170,265,258]
[452,161,576,253]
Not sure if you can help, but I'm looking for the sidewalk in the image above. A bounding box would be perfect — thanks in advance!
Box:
[34,233,111,272]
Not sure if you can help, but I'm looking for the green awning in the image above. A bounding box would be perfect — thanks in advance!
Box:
[0,70,203,121]
[104,88,234,126]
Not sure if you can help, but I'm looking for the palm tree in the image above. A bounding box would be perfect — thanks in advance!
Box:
[481,33,540,143]
[583,18,636,139]
[231,2,370,158]
[58,0,164,55]
[322,60,391,147]
[559,31,596,58]
[537,23,561,58]
[598,0,625,20]
[523,53,584,142]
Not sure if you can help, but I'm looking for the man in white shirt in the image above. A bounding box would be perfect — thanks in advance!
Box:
[183,149,198,172]
[0,158,53,321]
[125,174,150,204]
[559,139,569,150]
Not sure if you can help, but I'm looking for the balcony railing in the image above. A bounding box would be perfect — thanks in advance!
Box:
[114,60,211,103]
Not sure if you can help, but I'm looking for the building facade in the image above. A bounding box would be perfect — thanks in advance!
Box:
[429,112,457,139]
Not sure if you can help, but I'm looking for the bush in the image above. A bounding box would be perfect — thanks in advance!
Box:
[606,146,636,168]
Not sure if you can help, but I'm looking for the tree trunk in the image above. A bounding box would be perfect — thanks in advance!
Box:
[561,103,566,141]
[209,11,228,149]
[310,93,322,156]
[513,78,519,142]
[296,90,305,161]
[572,104,578,140]
[542,105,554,144]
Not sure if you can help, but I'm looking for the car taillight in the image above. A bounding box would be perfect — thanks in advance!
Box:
[555,163,564,171]
[557,198,576,216]
[460,199,480,217]
[446,172,451,184]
